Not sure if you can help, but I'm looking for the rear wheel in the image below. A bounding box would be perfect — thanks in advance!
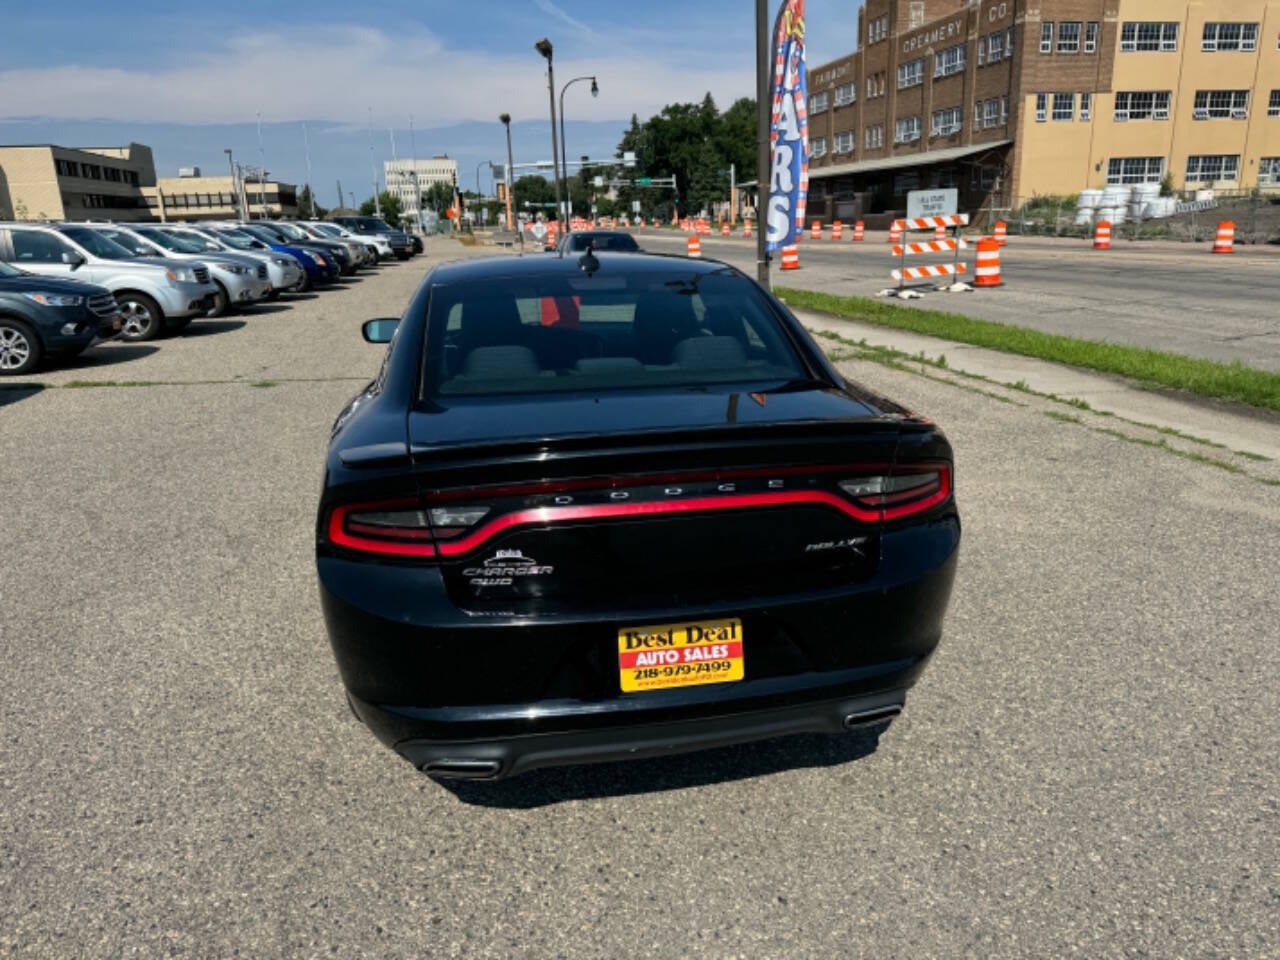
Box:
[115,292,163,341]
[0,318,41,375]
[206,281,229,318]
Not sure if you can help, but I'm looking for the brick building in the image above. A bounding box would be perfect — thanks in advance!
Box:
[805,0,1280,222]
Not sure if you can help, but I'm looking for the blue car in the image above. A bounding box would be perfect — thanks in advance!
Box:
[0,260,120,375]
[205,226,339,291]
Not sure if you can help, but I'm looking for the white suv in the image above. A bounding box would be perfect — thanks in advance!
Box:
[0,223,218,340]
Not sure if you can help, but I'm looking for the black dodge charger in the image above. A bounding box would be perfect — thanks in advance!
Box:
[316,251,959,780]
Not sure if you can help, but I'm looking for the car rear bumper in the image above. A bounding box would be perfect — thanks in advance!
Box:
[318,518,958,776]
[358,686,911,780]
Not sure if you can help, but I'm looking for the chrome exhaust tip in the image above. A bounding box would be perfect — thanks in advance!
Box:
[842,705,903,730]
[421,759,502,780]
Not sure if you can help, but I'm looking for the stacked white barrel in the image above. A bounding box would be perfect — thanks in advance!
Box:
[1076,189,1103,226]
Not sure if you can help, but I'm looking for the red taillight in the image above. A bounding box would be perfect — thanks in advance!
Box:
[838,464,951,521]
[327,500,491,557]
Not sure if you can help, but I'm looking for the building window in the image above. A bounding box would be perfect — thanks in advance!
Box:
[1052,93,1075,121]
[809,92,829,114]
[1185,155,1240,182]
[1193,90,1251,119]
[897,58,924,89]
[932,106,963,137]
[834,130,855,154]
[978,36,987,65]
[835,82,856,106]
[1202,23,1258,52]
[984,99,1000,128]
[1007,28,1014,59]
[1001,96,1009,125]
[1270,91,1280,116]
[54,158,79,177]
[1084,22,1098,53]
[82,163,102,180]
[1035,93,1047,122]
[864,125,884,149]
[989,32,1004,61]
[1040,22,1054,53]
[810,137,827,158]
[1260,158,1280,185]
[1058,22,1081,53]
[934,44,966,78]
[1115,91,1172,121]
[1107,157,1165,185]
[868,15,889,44]
[1080,93,1092,120]
[894,116,921,144]
[1121,22,1178,52]
[103,167,122,183]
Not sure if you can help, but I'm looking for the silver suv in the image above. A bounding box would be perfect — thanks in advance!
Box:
[86,224,271,316]
[0,223,218,340]
[157,225,303,298]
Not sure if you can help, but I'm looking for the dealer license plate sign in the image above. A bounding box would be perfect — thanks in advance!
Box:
[618,618,744,693]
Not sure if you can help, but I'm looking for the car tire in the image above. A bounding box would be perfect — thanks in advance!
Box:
[115,292,164,341]
[0,317,41,376]
[168,317,193,333]
[293,272,313,293]
[206,282,229,318]
[265,288,281,301]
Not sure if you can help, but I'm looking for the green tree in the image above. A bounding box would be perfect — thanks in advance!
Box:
[422,181,454,215]
[359,191,402,227]
[512,174,556,217]
[687,140,726,215]
[297,184,327,219]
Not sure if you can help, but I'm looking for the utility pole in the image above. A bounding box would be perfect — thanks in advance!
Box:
[256,112,268,218]
[500,113,516,235]
[730,162,736,224]
[225,148,240,220]
[367,107,381,217]
[409,115,421,231]
[755,0,771,286]
[302,121,315,218]
[336,179,343,211]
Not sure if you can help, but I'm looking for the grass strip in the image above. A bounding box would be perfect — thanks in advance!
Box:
[778,287,1280,412]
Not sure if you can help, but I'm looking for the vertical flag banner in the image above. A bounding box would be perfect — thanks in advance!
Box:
[765,0,808,253]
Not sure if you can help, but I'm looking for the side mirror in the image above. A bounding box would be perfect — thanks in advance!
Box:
[61,251,86,269]
[362,318,399,343]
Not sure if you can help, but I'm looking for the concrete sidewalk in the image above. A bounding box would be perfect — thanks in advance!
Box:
[789,305,1280,466]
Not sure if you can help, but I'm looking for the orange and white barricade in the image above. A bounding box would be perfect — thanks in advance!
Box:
[780,245,799,270]
[687,236,701,258]
[810,220,821,240]
[852,220,864,242]
[546,223,558,247]
[1213,221,1235,254]
[698,220,711,236]
[743,219,752,238]
[1093,221,1111,250]
[881,214,971,298]
[974,237,1002,287]
[832,221,843,241]
[994,220,1007,246]
[721,222,731,236]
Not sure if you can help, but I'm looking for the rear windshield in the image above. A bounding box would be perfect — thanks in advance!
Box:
[423,266,806,396]
[569,233,639,252]
[352,217,392,232]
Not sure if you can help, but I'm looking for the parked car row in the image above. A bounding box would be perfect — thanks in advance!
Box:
[0,216,421,375]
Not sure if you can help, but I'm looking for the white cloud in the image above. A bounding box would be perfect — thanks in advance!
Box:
[531,0,600,40]
[0,23,750,128]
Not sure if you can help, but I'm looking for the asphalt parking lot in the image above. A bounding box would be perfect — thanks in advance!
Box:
[639,229,1280,371]
[2,238,1278,958]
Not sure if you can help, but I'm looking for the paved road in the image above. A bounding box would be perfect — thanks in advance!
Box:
[639,230,1280,371]
[2,240,1278,958]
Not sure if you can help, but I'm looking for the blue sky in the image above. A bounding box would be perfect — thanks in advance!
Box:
[3,0,863,201]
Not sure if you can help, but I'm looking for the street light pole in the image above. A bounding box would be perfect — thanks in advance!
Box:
[755,0,771,287]
[224,148,240,220]
[534,38,563,223]
[499,113,518,238]
[558,75,598,222]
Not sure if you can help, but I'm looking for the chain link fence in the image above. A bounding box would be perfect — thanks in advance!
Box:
[975,193,1280,245]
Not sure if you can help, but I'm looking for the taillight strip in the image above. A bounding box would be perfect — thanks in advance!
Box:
[327,500,438,557]
[433,491,880,558]
[882,465,951,521]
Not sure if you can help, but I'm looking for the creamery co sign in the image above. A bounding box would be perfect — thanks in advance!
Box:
[902,17,964,54]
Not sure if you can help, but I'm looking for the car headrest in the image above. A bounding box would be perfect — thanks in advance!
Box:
[672,336,748,369]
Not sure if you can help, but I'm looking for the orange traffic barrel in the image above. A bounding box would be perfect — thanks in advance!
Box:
[994,220,1007,246]
[687,236,701,257]
[974,237,1002,287]
[832,220,843,241]
[810,220,821,240]
[889,222,901,244]
[780,245,799,270]
[721,222,730,236]
[1213,221,1235,254]
[1093,221,1111,250]
[743,219,752,238]
[853,220,864,242]
[934,224,946,241]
